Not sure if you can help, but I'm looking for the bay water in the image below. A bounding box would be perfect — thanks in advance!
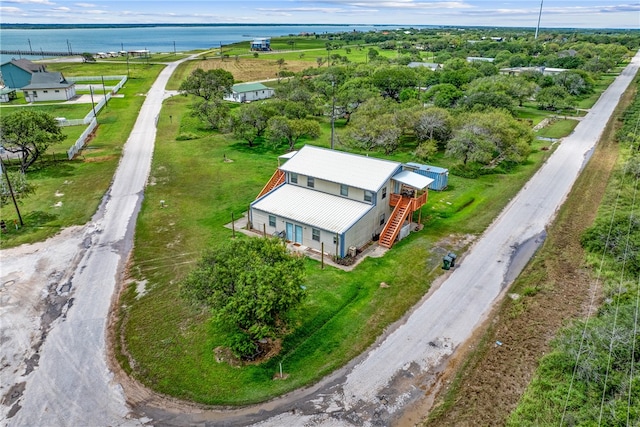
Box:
[0,24,400,63]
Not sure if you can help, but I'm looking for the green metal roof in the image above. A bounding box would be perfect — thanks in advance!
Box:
[232,82,270,93]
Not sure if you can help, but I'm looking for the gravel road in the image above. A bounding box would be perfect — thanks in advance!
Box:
[1,56,192,427]
[1,52,638,427]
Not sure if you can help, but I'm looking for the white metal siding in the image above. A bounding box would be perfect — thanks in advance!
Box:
[24,86,75,102]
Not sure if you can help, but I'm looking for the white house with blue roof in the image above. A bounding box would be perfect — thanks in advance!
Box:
[250,145,434,258]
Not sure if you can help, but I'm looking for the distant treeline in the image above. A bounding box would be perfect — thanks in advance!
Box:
[0,23,362,30]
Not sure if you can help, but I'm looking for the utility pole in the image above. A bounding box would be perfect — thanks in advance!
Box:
[330,80,336,149]
[535,0,544,39]
[0,157,24,227]
[89,86,97,122]
[101,75,108,106]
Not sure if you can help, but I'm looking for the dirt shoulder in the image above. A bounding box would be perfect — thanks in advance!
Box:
[414,84,635,427]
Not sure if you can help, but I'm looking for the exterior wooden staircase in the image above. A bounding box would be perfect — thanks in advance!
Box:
[378,196,412,248]
[256,169,285,199]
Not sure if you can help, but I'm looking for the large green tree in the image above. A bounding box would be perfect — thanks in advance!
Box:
[336,77,377,124]
[446,110,533,166]
[181,238,306,359]
[414,107,452,144]
[266,116,321,151]
[371,66,418,101]
[230,102,278,147]
[0,110,66,173]
[423,83,463,108]
[344,97,402,154]
[192,98,230,131]
[179,68,234,101]
[536,85,574,111]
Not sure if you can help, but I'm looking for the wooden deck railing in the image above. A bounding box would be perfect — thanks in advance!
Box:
[389,191,427,210]
[256,169,285,199]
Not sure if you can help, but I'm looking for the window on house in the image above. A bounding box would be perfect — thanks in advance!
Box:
[43,90,48,93]
[307,176,315,188]
[291,173,298,184]
[380,213,385,226]
[312,228,320,241]
[382,187,387,199]
[340,184,348,197]
[55,90,60,93]
[364,191,373,203]
[269,215,276,227]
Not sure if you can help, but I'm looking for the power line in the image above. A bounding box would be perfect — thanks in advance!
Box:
[598,158,639,424]
[560,135,638,424]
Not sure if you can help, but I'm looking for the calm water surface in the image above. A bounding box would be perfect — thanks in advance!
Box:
[0,24,401,62]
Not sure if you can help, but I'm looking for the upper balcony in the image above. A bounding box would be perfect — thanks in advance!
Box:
[389,191,428,211]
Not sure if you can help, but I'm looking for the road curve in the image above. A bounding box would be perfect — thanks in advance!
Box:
[2,51,638,427]
[130,52,640,426]
[4,57,193,427]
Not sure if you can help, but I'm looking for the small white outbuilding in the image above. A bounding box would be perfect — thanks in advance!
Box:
[224,82,274,103]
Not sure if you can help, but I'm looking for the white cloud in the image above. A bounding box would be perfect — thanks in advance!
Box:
[0,6,24,14]
[2,0,54,4]
[257,6,361,15]
[299,0,473,10]
[75,2,97,7]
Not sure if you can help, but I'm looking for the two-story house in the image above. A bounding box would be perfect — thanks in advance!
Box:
[0,59,47,89]
[249,145,433,258]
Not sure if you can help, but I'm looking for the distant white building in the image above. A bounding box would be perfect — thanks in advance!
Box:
[224,82,274,103]
[0,87,17,103]
[466,56,495,63]
[22,72,76,102]
[499,66,568,76]
[408,62,442,71]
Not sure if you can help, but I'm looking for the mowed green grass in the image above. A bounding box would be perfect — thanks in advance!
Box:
[536,119,580,139]
[119,94,555,405]
[0,62,164,248]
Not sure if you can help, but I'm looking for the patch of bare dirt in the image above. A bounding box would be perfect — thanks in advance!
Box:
[82,155,117,163]
[196,57,312,82]
[412,86,630,427]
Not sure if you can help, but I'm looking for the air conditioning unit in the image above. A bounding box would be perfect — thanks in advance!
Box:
[348,246,357,257]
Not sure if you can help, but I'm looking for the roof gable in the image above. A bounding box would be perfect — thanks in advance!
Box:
[22,72,74,89]
[279,145,401,191]
[3,59,46,73]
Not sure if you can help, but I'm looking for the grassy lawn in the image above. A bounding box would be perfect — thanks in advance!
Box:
[515,105,550,125]
[117,94,555,405]
[0,102,93,120]
[535,118,580,139]
[0,62,165,248]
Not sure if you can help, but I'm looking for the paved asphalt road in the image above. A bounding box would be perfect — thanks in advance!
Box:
[2,51,639,427]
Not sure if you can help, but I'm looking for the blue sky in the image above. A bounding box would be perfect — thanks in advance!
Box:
[1,0,638,28]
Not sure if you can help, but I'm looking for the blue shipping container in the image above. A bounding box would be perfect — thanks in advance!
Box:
[405,162,449,191]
